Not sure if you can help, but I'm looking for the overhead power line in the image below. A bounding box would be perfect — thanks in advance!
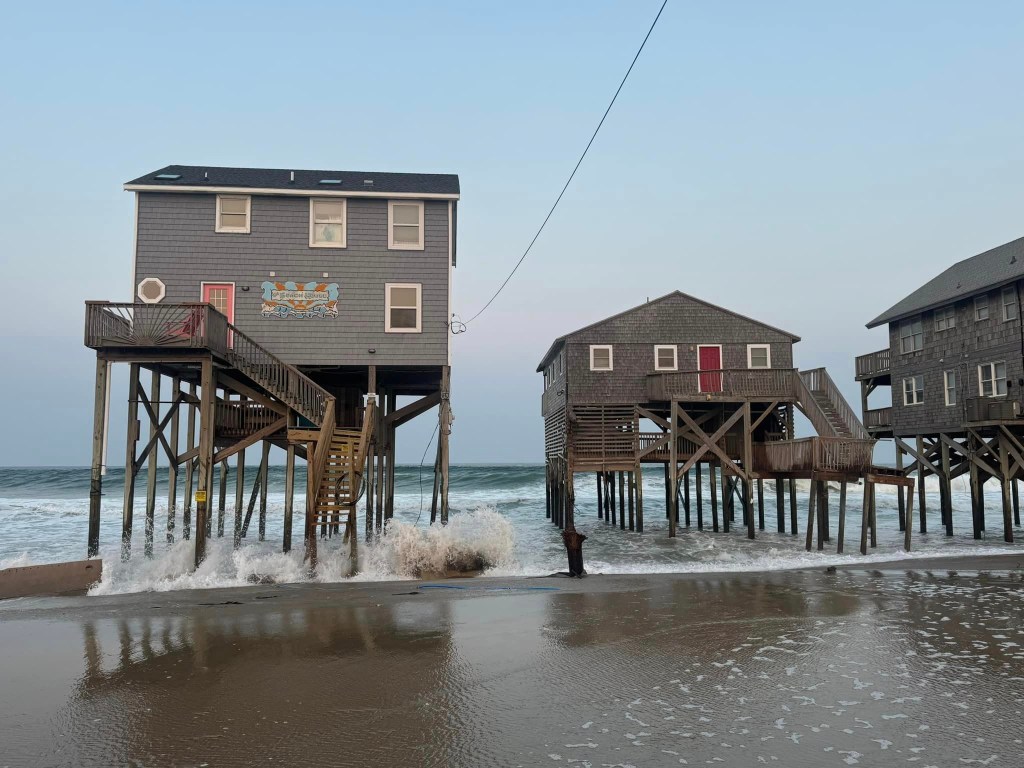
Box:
[463,0,669,325]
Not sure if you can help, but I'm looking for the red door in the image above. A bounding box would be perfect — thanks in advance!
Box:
[698,345,723,393]
[202,283,235,324]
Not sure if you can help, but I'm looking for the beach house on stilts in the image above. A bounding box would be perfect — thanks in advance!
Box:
[84,165,459,570]
[856,235,1024,543]
[539,291,913,554]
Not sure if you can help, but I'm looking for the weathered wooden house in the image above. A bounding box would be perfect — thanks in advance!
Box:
[539,291,907,553]
[856,235,1024,543]
[85,164,460,569]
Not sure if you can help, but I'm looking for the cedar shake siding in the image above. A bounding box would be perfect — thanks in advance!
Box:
[134,191,451,367]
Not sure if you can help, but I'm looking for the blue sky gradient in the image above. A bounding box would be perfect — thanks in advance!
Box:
[2,1,1023,464]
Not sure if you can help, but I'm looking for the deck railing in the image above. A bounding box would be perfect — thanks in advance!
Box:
[753,437,875,474]
[646,368,796,401]
[864,407,892,429]
[84,301,332,426]
[855,349,891,379]
[215,401,281,435]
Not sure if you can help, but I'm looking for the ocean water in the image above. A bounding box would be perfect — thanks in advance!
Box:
[0,464,1020,595]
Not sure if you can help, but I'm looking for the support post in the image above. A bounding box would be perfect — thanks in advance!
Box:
[233,447,245,548]
[940,436,953,537]
[182,383,196,541]
[695,462,703,529]
[194,358,216,569]
[789,478,798,535]
[859,479,870,555]
[836,480,847,554]
[439,367,452,525]
[917,435,927,534]
[259,440,270,541]
[999,432,1014,543]
[710,463,719,532]
[805,478,817,552]
[283,414,295,552]
[217,458,228,538]
[757,478,765,531]
[668,401,678,538]
[87,357,108,558]
[635,462,644,533]
[618,470,626,530]
[895,443,906,532]
[596,472,603,520]
[144,371,161,558]
[167,376,180,545]
[121,363,140,561]
[628,470,636,531]
[776,478,785,533]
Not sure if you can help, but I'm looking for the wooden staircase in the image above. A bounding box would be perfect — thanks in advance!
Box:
[305,400,376,569]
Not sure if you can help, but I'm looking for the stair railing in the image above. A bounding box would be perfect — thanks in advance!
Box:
[798,368,871,440]
[793,371,840,438]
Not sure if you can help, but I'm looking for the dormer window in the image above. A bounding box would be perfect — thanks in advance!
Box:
[388,201,424,250]
[215,195,250,233]
[590,345,613,371]
[309,198,347,247]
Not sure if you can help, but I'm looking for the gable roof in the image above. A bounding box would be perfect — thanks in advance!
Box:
[124,164,460,198]
[536,290,800,371]
[868,235,1024,328]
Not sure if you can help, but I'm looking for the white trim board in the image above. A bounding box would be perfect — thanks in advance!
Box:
[125,183,459,200]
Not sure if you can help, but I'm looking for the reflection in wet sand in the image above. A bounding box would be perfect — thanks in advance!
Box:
[1,571,1023,766]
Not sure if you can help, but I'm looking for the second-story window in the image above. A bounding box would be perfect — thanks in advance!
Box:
[899,318,923,354]
[935,305,956,332]
[978,362,1007,397]
[590,345,613,371]
[747,344,771,369]
[309,199,347,247]
[654,345,677,371]
[902,375,924,406]
[216,195,251,233]
[975,295,990,321]
[385,283,422,333]
[944,370,957,406]
[388,201,424,250]
[1002,287,1019,321]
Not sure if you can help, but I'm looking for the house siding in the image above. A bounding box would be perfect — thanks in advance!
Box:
[543,294,795,406]
[888,283,1024,435]
[134,191,450,367]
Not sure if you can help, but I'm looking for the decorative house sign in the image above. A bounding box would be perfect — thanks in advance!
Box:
[261,280,339,318]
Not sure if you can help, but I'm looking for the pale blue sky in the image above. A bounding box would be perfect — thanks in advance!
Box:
[2,1,1024,465]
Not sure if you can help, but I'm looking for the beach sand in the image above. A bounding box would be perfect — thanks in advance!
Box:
[2,554,1023,767]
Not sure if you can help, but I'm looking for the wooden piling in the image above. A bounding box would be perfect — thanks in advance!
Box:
[182,383,196,541]
[683,470,691,527]
[668,401,678,538]
[233,448,245,548]
[757,478,765,531]
[635,462,644,532]
[596,472,603,520]
[144,371,160,558]
[999,433,1014,543]
[805,478,817,552]
[87,358,108,558]
[789,478,798,535]
[121,363,140,561]
[695,462,703,529]
[217,459,228,538]
[940,437,953,536]
[618,471,626,530]
[917,435,927,534]
[895,443,906,532]
[710,463,719,533]
[167,376,180,545]
[836,480,847,554]
[775,478,784,533]
[283,416,295,553]
[628,470,636,531]
[193,358,215,568]
[259,440,270,541]
[859,479,870,555]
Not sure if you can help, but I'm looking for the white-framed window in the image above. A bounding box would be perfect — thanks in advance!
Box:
[558,352,564,375]
[384,283,422,333]
[975,295,990,321]
[388,200,424,250]
[1002,286,1019,321]
[309,198,347,247]
[654,345,678,371]
[215,195,251,233]
[590,345,613,371]
[747,344,771,369]
[944,370,957,406]
[899,318,923,354]
[978,362,1007,397]
[902,375,924,406]
[934,305,956,332]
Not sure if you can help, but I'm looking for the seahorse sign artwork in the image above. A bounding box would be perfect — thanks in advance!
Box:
[261,281,340,318]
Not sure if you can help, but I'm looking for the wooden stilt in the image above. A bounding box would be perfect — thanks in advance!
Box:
[904,480,913,551]
[816,482,826,551]
[167,376,180,545]
[439,366,452,525]
[695,462,704,529]
[917,435,927,534]
[805,478,817,552]
[821,481,830,544]
[859,479,870,555]
[182,383,196,541]
[283,421,295,553]
[869,482,878,548]
[668,401,678,538]
[628,471,635,530]
[610,471,617,526]
[430,441,441,524]
[374,388,385,533]
[259,440,270,541]
[776,478,784,533]
[193,358,215,568]
[144,371,161,558]
[596,472,603,520]
[999,433,1014,543]
[618,471,626,530]
[1013,478,1020,527]
[87,357,108,558]
[970,436,984,539]
[757,478,765,531]
[710,463,719,532]
[940,437,953,536]
[895,444,906,532]
[789,478,798,535]
[635,462,644,533]
[217,458,228,538]
[663,463,671,520]
[744,475,754,540]
[233,447,245,548]
[683,470,691,527]
[121,363,141,561]
[836,480,847,553]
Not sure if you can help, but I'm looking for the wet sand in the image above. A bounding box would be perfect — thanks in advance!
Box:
[2,554,1024,767]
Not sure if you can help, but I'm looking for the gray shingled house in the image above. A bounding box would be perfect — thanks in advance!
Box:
[856,235,1024,543]
[84,164,459,570]
[538,291,897,553]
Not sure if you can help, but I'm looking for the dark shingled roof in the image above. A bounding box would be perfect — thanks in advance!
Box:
[536,290,800,371]
[125,164,460,196]
[867,235,1024,328]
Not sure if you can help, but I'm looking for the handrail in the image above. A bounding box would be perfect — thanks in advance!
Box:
[798,368,871,440]
[855,349,891,378]
[864,407,892,428]
[84,301,333,427]
[307,398,337,518]
[646,368,796,400]
[792,372,839,438]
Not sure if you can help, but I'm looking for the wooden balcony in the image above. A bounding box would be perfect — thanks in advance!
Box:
[855,349,891,381]
[864,406,892,432]
[646,368,796,402]
[753,437,875,475]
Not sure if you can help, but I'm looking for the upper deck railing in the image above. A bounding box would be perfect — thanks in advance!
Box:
[855,349,891,380]
[864,406,892,430]
[646,368,796,402]
[84,301,331,426]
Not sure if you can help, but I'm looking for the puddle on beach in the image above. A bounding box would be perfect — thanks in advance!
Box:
[1,569,1023,766]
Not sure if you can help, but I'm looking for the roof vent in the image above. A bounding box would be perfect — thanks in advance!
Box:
[203,171,209,181]
[154,173,181,180]
[1012,254,1018,264]
[289,171,295,183]
[319,179,342,185]
[363,179,374,186]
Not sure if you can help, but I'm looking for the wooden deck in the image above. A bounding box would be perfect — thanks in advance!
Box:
[855,348,891,382]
